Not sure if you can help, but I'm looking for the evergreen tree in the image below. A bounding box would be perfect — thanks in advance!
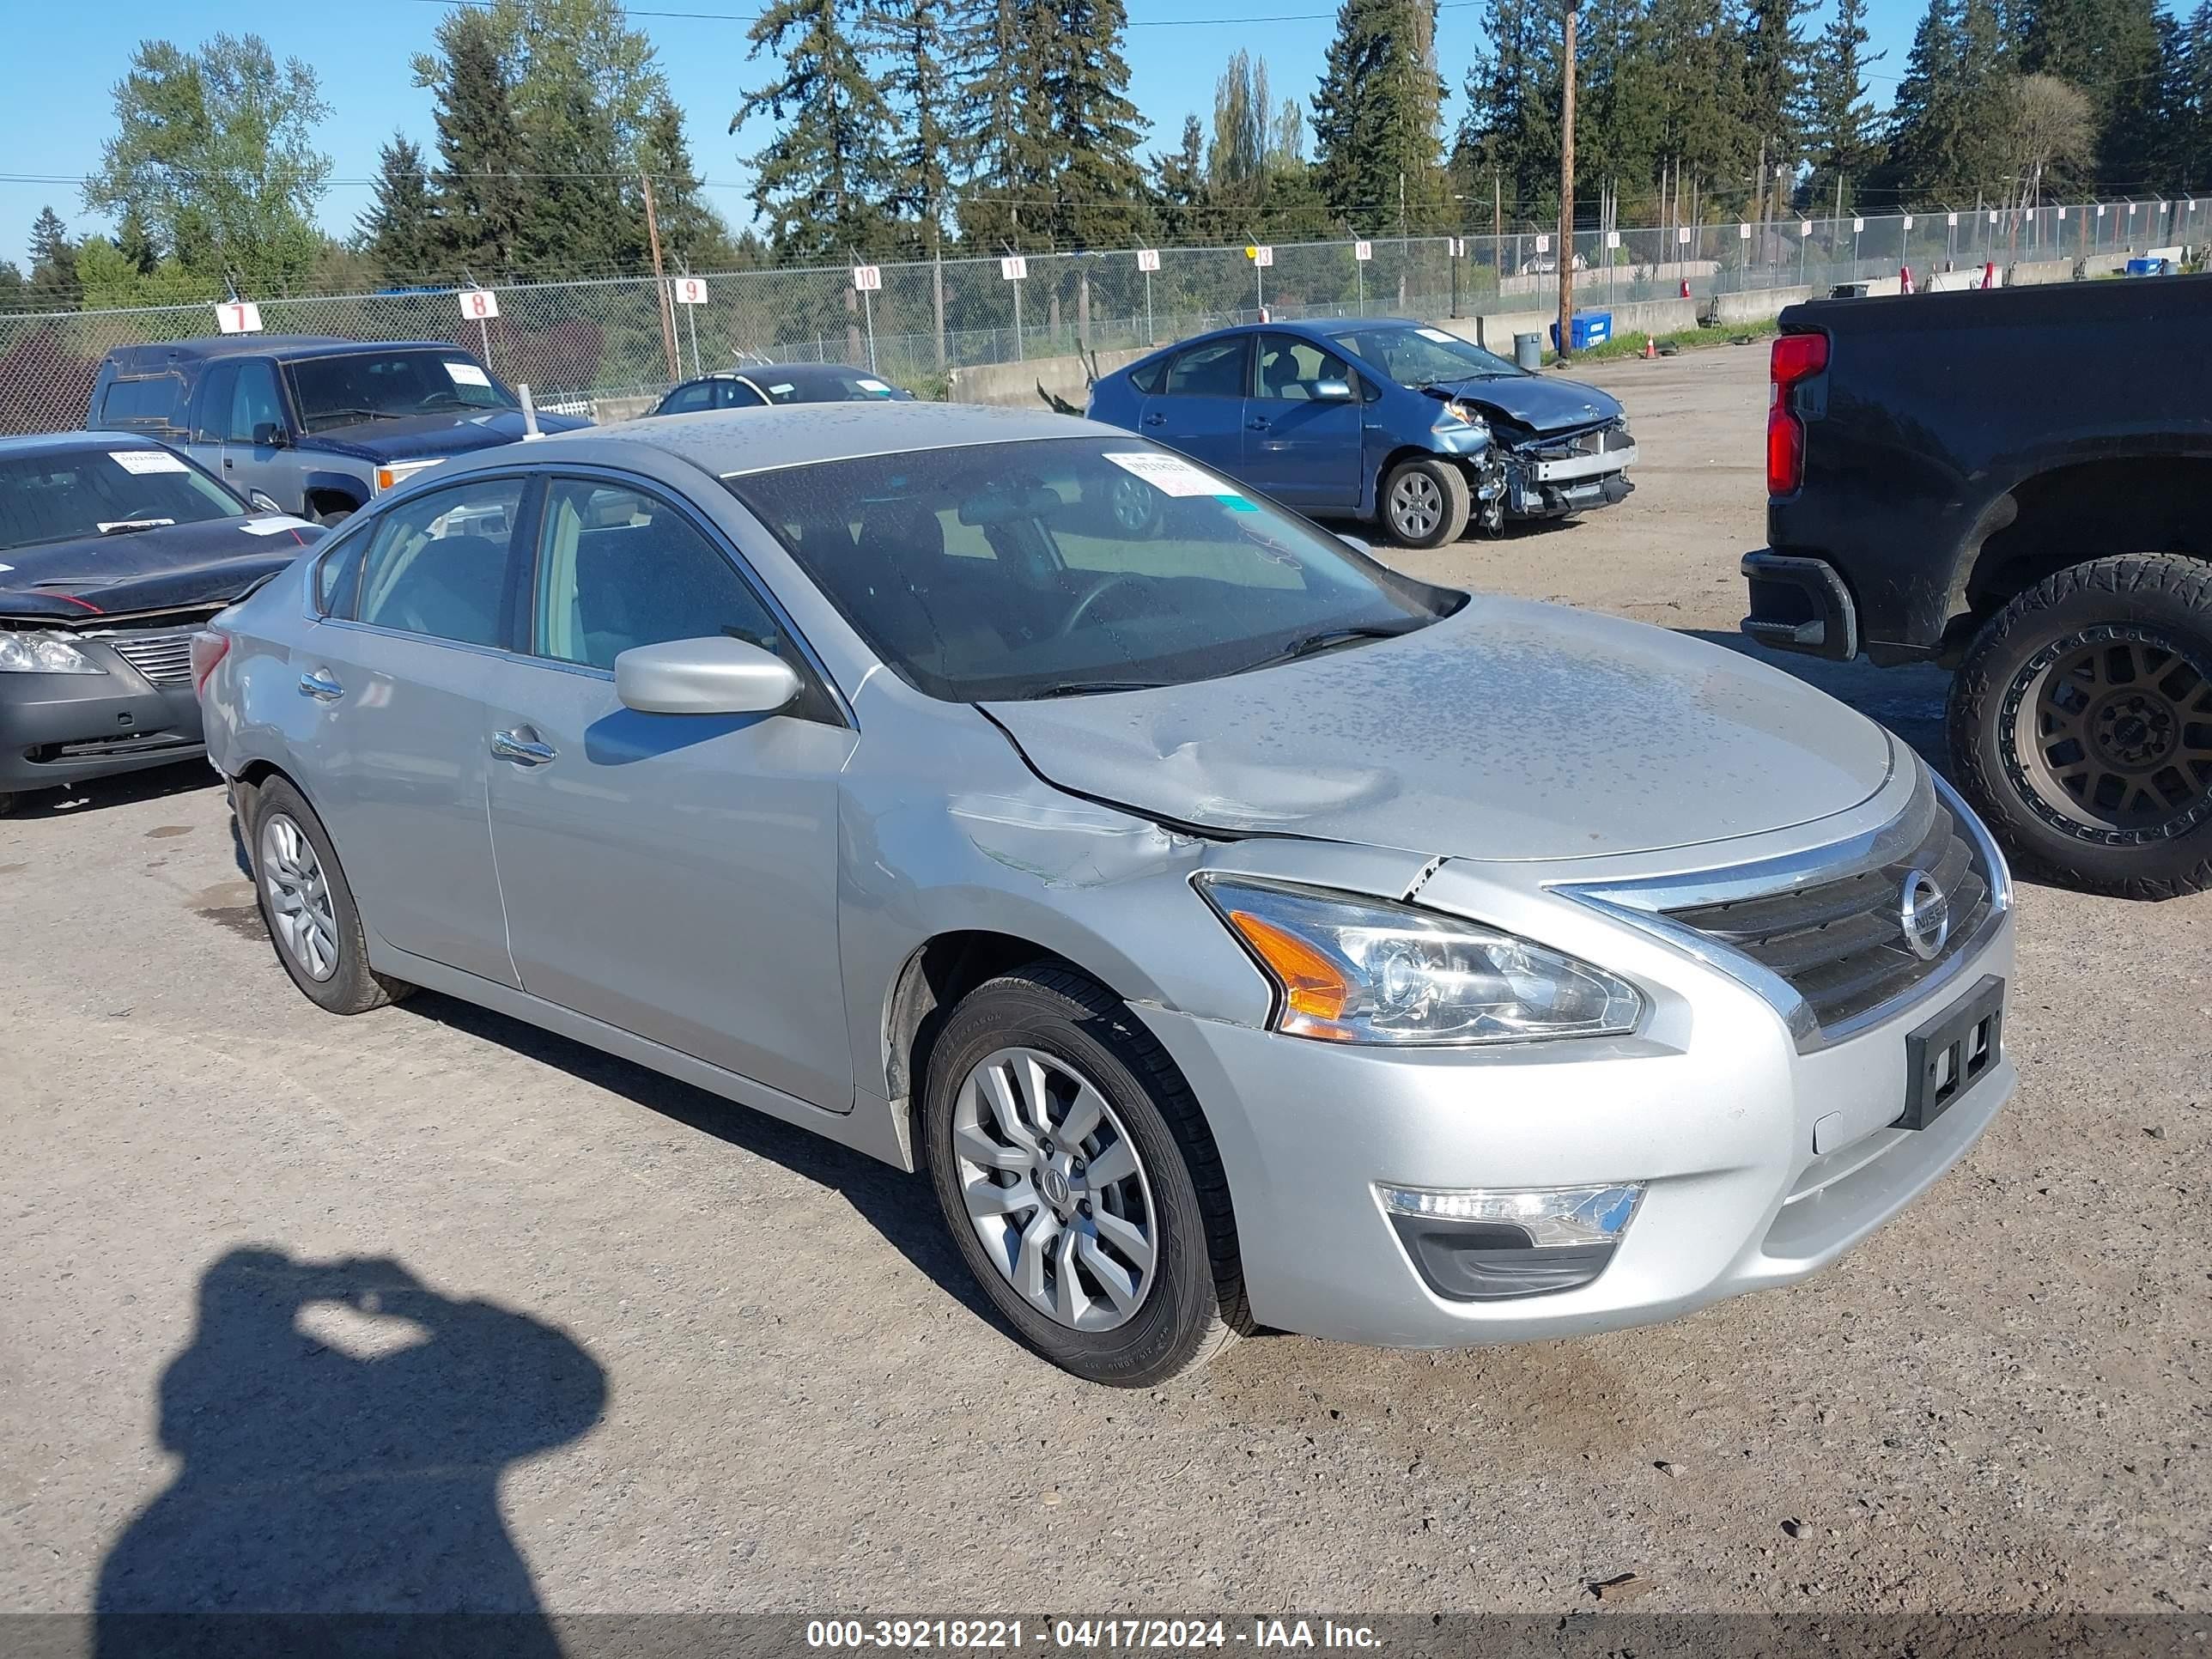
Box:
[1455,0,1553,220]
[1880,0,2010,208]
[414,9,534,276]
[358,133,438,282]
[951,0,1056,251]
[1741,0,1814,178]
[27,207,79,301]
[1800,0,1882,210]
[735,0,893,261]
[0,261,24,307]
[1150,113,1210,241]
[1311,0,1449,234]
[2176,0,2212,190]
[114,205,161,275]
[641,102,731,269]
[1037,0,1149,247]
[2021,0,2164,190]
[865,0,961,257]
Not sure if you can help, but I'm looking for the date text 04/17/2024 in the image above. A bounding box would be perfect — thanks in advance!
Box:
[804,1620,1382,1650]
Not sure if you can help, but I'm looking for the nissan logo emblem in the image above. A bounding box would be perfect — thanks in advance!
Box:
[1899,868,1951,961]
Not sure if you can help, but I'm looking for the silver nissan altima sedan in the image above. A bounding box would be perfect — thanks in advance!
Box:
[194,403,2015,1386]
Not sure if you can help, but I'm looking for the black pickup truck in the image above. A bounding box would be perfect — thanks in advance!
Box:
[1742,274,2212,899]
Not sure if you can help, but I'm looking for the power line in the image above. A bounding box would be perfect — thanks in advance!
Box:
[382,0,1486,24]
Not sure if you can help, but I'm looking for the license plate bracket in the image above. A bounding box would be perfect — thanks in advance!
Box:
[1896,974,2005,1131]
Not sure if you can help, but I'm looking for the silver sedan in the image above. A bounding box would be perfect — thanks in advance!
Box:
[196,403,2015,1385]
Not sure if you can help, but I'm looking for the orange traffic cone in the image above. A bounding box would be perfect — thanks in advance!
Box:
[1981,261,1996,289]
[1900,265,1914,295]
[1643,334,1656,360]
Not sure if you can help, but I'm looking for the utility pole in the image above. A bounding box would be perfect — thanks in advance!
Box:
[1557,0,1577,362]
[640,171,680,383]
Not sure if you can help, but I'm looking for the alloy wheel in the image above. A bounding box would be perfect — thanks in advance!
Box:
[1390,472,1442,539]
[2003,626,2212,842]
[950,1046,1158,1332]
[258,811,342,981]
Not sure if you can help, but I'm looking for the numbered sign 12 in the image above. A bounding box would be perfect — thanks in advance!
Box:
[459,289,500,321]
[215,301,264,335]
[1135,248,1160,273]
[672,276,708,305]
[851,264,882,292]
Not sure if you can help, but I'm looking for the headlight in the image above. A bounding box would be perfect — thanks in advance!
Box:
[1436,400,1488,431]
[1194,876,1644,1046]
[0,631,105,674]
[374,459,445,493]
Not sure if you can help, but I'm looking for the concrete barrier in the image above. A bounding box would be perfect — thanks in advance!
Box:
[1707,286,1812,325]
[2008,258,2077,287]
[1462,297,1698,354]
[947,344,1155,410]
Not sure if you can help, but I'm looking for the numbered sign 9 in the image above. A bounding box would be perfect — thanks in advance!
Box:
[851,264,882,292]
[215,301,264,335]
[1135,248,1160,273]
[1000,256,1027,281]
[459,288,500,321]
[1353,240,1372,262]
[672,276,708,306]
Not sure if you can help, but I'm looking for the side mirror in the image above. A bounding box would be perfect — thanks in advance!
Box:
[1313,379,1355,401]
[252,422,287,449]
[247,489,283,514]
[614,636,799,717]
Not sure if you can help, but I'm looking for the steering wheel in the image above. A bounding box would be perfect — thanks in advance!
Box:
[1058,572,1160,637]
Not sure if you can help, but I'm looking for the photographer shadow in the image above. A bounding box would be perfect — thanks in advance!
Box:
[95,1248,606,1658]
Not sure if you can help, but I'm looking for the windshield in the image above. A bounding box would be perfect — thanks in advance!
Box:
[726,438,1457,702]
[287,350,516,433]
[760,369,906,404]
[1328,325,1521,387]
[0,447,244,552]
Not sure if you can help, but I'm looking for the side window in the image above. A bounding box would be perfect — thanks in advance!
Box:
[231,362,285,445]
[1255,334,1355,402]
[532,479,787,672]
[719,380,766,409]
[356,477,528,647]
[100,376,183,427]
[659,381,714,415]
[1163,338,1247,398]
[191,363,240,444]
[1127,357,1168,395]
[313,524,372,617]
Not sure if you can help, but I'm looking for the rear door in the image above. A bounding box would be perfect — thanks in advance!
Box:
[294,473,534,986]
[1243,333,1363,509]
[1137,336,1251,475]
[477,471,857,1109]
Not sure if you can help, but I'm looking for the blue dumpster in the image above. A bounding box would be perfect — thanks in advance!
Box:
[1550,310,1613,351]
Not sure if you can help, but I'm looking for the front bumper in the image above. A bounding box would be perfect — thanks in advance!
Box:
[0,665,206,793]
[1503,434,1638,519]
[1135,906,2013,1350]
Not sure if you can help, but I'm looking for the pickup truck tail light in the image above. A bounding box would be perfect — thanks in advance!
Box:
[190,629,230,699]
[1766,330,1829,496]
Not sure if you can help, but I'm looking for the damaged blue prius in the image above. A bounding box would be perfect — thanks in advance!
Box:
[197,403,2015,1386]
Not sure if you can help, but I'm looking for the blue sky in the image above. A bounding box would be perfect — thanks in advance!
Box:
[1,0,1930,273]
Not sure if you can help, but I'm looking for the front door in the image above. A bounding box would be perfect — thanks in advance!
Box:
[1243,333,1364,510]
[295,474,533,986]
[1137,335,1251,477]
[481,474,858,1111]
[219,359,296,508]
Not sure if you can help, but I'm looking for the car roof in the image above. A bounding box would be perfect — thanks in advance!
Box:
[108,336,471,366]
[0,429,173,457]
[444,402,1106,481]
[680,362,884,390]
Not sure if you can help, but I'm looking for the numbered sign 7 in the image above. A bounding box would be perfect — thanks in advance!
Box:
[215,301,264,335]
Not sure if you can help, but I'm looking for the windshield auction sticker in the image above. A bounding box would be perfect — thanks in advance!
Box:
[1102,452,1237,498]
[108,450,190,474]
[444,362,493,387]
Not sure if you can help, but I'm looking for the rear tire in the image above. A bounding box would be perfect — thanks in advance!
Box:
[0,792,15,817]
[921,963,1248,1386]
[247,779,414,1012]
[1380,457,1471,549]
[1948,553,2212,898]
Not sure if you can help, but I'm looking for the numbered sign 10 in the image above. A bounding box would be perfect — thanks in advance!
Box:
[851,264,882,292]
[672,276,708,305]
[215,301,264,335]
[459,289,500,321]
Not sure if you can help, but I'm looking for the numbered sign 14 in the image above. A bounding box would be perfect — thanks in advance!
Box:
[459,289,500,321]
[215,301,263,335]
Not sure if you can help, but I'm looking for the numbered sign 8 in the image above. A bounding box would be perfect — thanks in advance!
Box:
[1352,240,1372,262]
[1000,256,1027,281]
[215,301,264,335]
[851,264,882,292]
[672,276,708,305]
[1135,248,1160,273]
[459,289,500,321]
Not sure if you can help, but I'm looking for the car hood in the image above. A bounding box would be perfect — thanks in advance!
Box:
[980,598,1894,863]
[0,515,319,620]
[306,408,590,462]
[1433,374,1624,436]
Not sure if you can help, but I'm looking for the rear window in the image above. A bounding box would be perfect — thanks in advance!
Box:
[99,376,183,427]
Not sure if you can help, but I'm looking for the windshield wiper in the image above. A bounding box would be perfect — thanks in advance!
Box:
[1258,623,1422,668]
[98,518,177,535]
[1025,678,1170,699]
[311,407,404,426]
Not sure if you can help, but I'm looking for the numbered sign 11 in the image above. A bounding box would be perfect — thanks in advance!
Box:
[1000,256,1027,281]
[215,301,263,335]
[459,289,500,321]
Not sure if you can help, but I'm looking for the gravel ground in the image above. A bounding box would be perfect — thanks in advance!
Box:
[3,344,2206,1623]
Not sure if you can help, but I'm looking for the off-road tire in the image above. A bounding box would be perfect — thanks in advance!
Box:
[247,778,415,1012]
[1948,553,2212,899]
[1379,457,1472,549]
[922,963,1249,1387]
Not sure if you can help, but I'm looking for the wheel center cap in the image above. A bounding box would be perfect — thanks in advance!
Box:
[2092,694,2177,767]
[1038,1167,1071,1209]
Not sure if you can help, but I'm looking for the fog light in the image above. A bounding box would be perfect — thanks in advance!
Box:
[1378,1182,1644,1302]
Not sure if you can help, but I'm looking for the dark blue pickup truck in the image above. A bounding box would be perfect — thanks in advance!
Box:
[87,336,588,525]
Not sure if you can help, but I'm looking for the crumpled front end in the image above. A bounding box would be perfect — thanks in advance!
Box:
[1497,418,1638,521]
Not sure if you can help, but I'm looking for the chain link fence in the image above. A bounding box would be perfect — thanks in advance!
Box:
[2,199,2199,437]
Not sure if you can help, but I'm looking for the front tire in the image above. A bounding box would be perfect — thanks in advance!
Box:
[1380,457,1472,549]
[248,779,414,1012]
[314,506,355,527]
[1948,554,2212,898]
[922,964,1247,1386]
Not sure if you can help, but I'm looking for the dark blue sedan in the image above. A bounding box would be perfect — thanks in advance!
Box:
[1085,319,1636,547]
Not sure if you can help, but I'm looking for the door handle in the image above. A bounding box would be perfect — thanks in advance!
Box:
[1247,417,1272,430]
[490,729,557,767]
[222,458,236,470]
[1141,413,1166,426]
[297,670,343,701]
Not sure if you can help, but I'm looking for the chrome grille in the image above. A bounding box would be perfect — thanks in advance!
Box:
[107,633,196,686]
[1662,796,1996,1031]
